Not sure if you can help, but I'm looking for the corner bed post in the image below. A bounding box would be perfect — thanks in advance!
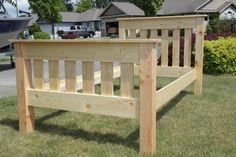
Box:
[139,43,157,154]
[194,17,205,95]
[15,43,35,133]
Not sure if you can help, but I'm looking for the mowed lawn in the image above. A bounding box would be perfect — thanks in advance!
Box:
[0,75,235,157]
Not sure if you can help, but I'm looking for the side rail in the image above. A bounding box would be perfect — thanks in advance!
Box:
[118,15,205,94]
[13,39,157,154]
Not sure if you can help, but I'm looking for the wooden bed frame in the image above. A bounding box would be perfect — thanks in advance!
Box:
[13,15,205,155]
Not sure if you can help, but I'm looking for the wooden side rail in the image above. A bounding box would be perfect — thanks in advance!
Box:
[28,89,138,118]
[156,69,196,111]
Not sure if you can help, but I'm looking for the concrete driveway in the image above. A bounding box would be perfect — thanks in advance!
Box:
[0,62,16,98]
[0,61,106,98]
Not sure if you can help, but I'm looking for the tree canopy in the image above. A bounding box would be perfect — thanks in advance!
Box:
[76,0,93,13]
[28,0,64,38]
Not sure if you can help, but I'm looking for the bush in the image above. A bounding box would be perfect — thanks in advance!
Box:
[34,32,50,39]
[57,30,64,37]
[29,23,41,35]
[204,38,236,75]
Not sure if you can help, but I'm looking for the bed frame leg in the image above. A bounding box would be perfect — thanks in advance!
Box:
[139,43,157,154]
[194,20,204,95]
[15,43,35,133]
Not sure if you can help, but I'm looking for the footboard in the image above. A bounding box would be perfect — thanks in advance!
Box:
[13,39,157,154]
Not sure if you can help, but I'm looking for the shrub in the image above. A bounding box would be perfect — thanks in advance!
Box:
[57,30,64,37]
[29,23,41,35]
[34,32,50,39]
[204,38,236,75]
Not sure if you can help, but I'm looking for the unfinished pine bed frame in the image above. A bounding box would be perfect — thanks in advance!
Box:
[13,15,205,155]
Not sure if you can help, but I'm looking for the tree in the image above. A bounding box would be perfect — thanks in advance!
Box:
[76,0,93,13]
[94,0,164,16]
[64,0,74,11]
[61,0,74,11]
[130,0,164,16]
[28,0,64,39]
[28,23,41,35]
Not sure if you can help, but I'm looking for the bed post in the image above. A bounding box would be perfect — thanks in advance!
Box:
[139,43,157,154]
[194,17,205,95]
[15,43,35,133]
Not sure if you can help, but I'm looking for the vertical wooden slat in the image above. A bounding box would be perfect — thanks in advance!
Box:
[139,43,157,154]
[119,21,126,39]
[120,63,134,97]
[65,60,76,92]
[33,59,44,89]
[15,43,35,133]
[150,29,157,39]
[172,29,180,66]
[161,29,169,66]
[140,30,147,39]
[184,28,192,67]
[48,60,60,91]
[101,62,113,95]
[195,19,205,95]
[82,61,94,94]
[130,29,136,39]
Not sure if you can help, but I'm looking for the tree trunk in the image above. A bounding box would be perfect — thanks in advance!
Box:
[51,23,55,39]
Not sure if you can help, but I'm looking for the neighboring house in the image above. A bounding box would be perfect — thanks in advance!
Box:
[99,2,144,36]
[158,0,236,20]
[29,9,104,36]
[27,2,144,37]
[77,8,104,31]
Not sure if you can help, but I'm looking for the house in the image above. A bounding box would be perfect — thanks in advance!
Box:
[99,2,144,36]
[28,2,144,37]
[77,8,104,31]
[158,0,236,20]
[30,9,104,36]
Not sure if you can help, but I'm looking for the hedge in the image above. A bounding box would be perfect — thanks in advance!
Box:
[204,37,236,75]
[34,32,50,39]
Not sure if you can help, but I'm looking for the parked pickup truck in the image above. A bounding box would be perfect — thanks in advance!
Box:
[63,25,95,38]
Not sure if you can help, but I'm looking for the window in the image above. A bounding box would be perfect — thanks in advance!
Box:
[0,3,5,14]
[70,26,76,30]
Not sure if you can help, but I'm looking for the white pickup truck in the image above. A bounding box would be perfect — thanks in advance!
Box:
[63,25,95,38]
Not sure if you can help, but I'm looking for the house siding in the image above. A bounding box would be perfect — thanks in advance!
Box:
[220,6,236,19]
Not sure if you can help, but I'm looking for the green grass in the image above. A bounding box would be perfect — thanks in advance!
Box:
[0,75,235,157]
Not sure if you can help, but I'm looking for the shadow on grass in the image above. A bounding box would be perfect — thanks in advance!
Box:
[0,91,192,151]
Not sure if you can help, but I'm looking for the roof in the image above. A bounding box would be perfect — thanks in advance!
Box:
[77,8,104,22]
[195,0,236,13]
[33,9,104,25]
[158,0,208,15]
[60,12,80,22]
[100,2,144,17]
[157,0,236,15]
